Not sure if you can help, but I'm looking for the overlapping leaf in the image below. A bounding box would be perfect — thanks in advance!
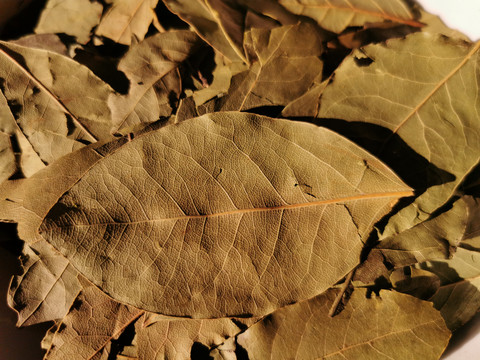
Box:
[39,112,411,318]
[35,0,103,44]
[0,1,478,358]
[315,32,480,237]
[278,0,423,33]
[217,288,450,359]
[0,41,114,165]
[109,30,203,134]
[95,0,160,45]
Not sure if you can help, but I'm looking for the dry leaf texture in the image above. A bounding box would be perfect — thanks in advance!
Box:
[39,112,411,318]
[235,288,450,359]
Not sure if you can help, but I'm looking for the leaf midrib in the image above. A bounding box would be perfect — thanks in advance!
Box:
[392,40,480,135]
[45,190,413,228]
[0,44,98,142]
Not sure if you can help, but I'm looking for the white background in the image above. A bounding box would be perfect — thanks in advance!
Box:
[417,0,480,40]
[414,0,480,359]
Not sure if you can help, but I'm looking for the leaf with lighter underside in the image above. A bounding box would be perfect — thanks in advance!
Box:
[211,23,324,112]
[0,41,114,165]
[95,0,159,46]
[39,112,411,318]
[8,240,82,327]
[109,30,203,134]
[278,0,422,33]
[35,0,103,44]
[315,32,480,237]
[43,278,144,360]
[233,288,450,359]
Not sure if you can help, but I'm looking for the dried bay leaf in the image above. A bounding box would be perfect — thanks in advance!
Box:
[43,278,144,360]
[109,30,203,134]
[278,0,422,33]
[0,137,127,243]
[134,313,243,359]
[0,41,114,165]
[95,0,159,45]
[231,288,450,359]
[315,33,480,237]
[0,131,16,183]
[8,240,82,327]
[35,0,103,44]
[211,23,324,112]
[390,267,441,300]
[162,0,244,62]
[0,89,45,178]
[39,112,411,318]
[374,197,469,268]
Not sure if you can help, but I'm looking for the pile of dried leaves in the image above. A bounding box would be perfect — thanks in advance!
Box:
[0,0,479,359]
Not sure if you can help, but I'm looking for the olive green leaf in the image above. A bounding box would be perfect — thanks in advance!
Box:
[35,0,103,44]
[230,288,450,359]
[315,33,480,237]
[278,0,422,33]
[39,112,411,318]
[95,0,159,45]
[415,248,480,331]
[391,267,441,300]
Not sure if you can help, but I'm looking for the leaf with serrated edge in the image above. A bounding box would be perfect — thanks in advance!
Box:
[39,112,411,318]
[232,288,450,359]
[279,0,422,33]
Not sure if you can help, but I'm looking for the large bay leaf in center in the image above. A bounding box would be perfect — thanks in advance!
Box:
[40,112,411,318]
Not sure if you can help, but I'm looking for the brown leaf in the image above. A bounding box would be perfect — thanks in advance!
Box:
[211,23,324,112]
[135,313,242,359]
[279,0,422,33]
[234,288,450,359]
[39,112,411,318]
[43,278,143,360]
[95,0,159,45]
[109,30,203,134]
[315,33,480,237]
[35,0,103,44]
[8,240,82,327]
[0,131,16,183]
[0,40,115,165]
